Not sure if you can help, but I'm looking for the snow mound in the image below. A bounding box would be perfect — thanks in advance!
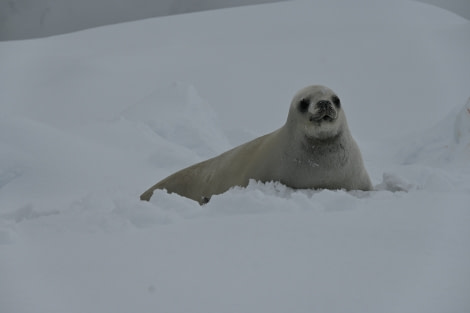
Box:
[141,180,374,220]
[121,82,231,158]
[375,173,415,192]
[398,97,470,165]
[453,97,470,150]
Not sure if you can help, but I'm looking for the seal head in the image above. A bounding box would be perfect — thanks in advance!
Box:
[287,85,345,142]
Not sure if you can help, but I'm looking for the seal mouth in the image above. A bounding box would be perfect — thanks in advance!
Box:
[321,115,334,122]
[309,113,335,123]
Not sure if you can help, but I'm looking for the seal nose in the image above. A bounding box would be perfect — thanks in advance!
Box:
[317,100,331,110]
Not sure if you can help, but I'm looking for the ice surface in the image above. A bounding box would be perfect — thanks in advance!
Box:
[1,1,470,313]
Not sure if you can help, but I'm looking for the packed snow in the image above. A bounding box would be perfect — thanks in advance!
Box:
[1,1,470,313]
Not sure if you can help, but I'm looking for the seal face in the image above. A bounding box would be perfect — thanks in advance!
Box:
[289,85,344,142]
[141,85,373,204]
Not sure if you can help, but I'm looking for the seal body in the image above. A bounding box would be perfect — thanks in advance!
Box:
[141,85,372,204]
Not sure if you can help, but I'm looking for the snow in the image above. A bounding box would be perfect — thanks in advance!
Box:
[0,0,290,41]
[1,1,470,312]
[3,0,470,41]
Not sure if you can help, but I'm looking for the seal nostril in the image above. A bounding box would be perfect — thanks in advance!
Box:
[317,100,331,109]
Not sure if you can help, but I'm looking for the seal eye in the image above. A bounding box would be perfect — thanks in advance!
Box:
[331,95,341,108]
[298,98,310,113]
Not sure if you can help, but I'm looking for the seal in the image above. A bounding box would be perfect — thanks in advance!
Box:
[140,85,373,204]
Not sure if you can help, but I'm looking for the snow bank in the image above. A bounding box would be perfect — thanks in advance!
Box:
[121,81,231,158]
[398,97,470,165]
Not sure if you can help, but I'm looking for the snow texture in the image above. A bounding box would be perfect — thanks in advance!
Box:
[1,1,470,313]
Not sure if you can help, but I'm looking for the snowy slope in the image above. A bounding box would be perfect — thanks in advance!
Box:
[1,1,470,313]
[0,0,289,41]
